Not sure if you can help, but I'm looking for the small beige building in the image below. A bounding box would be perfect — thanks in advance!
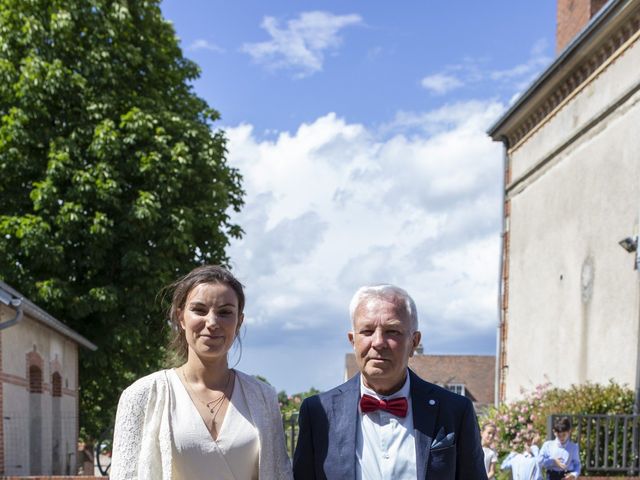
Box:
[0,280,97,476]
[489,0,640,403]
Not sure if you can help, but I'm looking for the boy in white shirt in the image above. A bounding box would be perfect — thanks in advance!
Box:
[539,416,581,479]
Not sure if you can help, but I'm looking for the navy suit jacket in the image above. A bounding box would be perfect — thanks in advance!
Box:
[293,369,488,480]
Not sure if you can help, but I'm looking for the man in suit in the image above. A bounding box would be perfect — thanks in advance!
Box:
[293,284,487,479]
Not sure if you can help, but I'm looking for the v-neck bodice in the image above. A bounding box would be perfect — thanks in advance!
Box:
[167,369,259,480]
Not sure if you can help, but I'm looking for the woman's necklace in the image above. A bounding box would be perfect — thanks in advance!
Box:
[181,367,234,429]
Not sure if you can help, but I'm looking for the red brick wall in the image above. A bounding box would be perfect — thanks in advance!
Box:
[556,0,609,53]
[498,145,511,403]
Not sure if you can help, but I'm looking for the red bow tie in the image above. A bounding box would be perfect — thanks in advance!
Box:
[360,394,408,417]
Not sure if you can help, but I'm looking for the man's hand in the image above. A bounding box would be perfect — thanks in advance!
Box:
[553,457,567,470]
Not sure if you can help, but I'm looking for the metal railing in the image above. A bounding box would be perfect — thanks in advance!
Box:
[283,412,299,458]
[94,426,113,476]
[548,414,640,475]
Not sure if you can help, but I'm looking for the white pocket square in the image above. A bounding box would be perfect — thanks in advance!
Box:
[431,427,455,449]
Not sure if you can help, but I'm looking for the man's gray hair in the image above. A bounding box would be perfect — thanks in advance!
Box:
[349,284,418,331]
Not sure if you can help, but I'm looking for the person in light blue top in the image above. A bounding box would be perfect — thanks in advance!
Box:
[501,431,542,480]
[539,416,581,479]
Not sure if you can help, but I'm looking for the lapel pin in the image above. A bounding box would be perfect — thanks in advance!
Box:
[428,399,436,405]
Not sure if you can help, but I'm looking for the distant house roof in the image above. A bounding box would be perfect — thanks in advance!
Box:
[345,353,495,406]
[0,280,97,350]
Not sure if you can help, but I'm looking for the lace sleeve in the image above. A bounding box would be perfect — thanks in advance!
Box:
[110,378,151,479]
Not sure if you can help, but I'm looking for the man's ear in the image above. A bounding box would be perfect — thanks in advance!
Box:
[409,331,421,357]
[348,331,355,348]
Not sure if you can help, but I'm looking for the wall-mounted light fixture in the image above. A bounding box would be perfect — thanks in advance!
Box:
[619,236,640,271]
[619,236,638,253]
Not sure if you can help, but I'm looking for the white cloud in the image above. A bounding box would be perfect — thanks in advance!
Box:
[187,39,224,53]
[225,101,505,393]
[491,39,551,82]
[493,38,553,95]
[421,73,464,95]
[242,11,362,78]
[421,38,551,98]
[383,99,497,136]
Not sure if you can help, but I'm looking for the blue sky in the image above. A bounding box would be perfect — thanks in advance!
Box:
[160,0,557,394]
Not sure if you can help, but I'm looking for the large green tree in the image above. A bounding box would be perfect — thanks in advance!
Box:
[0,0,243,438]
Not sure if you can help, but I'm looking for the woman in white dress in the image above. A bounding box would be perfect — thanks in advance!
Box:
[110,265,293,480]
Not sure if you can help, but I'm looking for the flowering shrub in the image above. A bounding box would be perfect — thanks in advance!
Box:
[278,387,320,457]
[480,381,634,478]
[481,382,551,458]
[279,387,320,419]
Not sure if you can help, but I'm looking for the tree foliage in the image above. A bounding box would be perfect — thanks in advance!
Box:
[0,0,243,438]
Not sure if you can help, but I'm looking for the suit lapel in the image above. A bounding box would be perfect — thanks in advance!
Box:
[410,370,439,480]
[330,374,360,479]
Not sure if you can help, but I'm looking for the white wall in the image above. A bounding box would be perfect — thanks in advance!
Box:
[504,37,640,401]
[2,382,29,476]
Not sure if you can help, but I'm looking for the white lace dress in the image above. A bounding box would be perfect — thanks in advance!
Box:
[167,369,259,480]
[110,369,293,480]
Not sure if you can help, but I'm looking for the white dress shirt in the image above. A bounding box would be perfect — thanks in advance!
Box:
[356,372,417,480]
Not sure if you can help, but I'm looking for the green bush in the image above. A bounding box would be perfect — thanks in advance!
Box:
[480,381,634,478]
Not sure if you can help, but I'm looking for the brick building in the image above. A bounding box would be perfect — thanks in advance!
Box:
[489,0,640,402]
[0,281,97,476]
